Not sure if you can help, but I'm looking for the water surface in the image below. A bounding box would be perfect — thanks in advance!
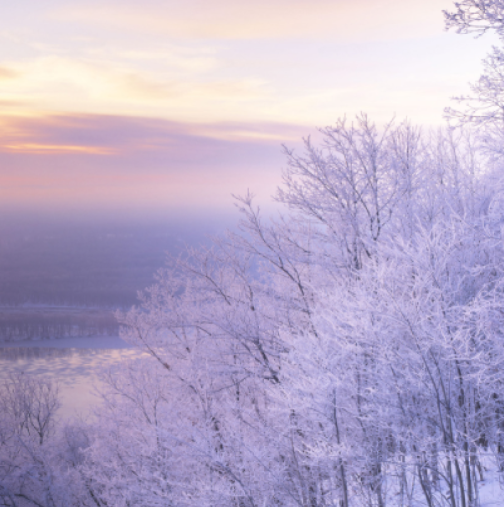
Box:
[0,336,145,419]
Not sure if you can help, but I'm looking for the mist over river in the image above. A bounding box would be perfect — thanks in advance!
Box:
[0,213,231,418]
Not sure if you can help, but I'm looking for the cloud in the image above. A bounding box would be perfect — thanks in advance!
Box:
[4,55,180,100]
[0,54,274,122]
[0,1,490,131]
[0,66,18,79]
[0,99,28,110]
[2,143,115,155]
[0,113,305,154]
[53,0,454,41]
[86,46,219,73]
[0,113,308,214]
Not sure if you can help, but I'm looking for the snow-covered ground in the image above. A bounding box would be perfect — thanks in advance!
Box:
[477,460,504,507]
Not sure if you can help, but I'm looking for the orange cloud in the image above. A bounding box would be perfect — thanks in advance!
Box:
[0,66,18,79]
[2,143,116,155]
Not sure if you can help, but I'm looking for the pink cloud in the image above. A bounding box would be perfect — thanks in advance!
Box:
[0,114,308,216]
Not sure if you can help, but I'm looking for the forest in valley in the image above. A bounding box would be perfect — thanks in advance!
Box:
[4,1,504,506]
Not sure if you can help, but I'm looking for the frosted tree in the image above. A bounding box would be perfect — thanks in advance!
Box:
[445,1,504,36]
[53,6,504,504]
[78,118,504,507]
[445,0,504,133]
[0,375,96,507]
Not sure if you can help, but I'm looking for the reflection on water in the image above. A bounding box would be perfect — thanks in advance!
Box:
[0,338,146,419]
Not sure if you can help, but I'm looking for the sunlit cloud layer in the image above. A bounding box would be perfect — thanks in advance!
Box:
[0,0,498,217]
[0,114,305,216]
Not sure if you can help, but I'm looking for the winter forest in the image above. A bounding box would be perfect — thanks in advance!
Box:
[6,2,504,506]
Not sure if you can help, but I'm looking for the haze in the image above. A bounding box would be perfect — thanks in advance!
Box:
[0,0,497,306]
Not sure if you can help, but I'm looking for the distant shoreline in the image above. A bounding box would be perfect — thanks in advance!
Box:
[0,306,119,344]
[0,334,131,350]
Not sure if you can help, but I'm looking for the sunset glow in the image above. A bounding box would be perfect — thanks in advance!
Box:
[0,0,497,217]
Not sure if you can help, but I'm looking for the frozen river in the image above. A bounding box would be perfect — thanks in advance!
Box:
[0,336,146,419]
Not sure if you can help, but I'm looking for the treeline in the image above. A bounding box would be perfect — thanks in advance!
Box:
[0,308,118,342]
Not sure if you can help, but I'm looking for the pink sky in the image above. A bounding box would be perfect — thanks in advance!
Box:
[0,0,497,218]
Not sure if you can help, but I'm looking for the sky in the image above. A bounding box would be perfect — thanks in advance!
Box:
[0,0,498,222]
